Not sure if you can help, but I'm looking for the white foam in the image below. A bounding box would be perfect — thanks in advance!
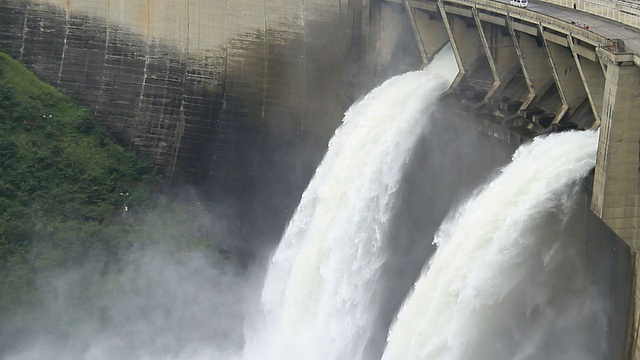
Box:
[382,130,600,360]
[244,46,458,360]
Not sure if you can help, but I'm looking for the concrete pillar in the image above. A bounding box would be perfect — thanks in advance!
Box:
[591,62,640,249]
[507,16,554,110]
[590,62,640,359]
[403,2,449,65]
[438,0,483,88]
[474,13,519,101]
[540,28,588,123]
[568,34,604,128]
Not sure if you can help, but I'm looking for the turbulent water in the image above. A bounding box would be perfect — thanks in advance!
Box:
[382,130,601,360]
[242,49,458,360]
[3,46,619,360]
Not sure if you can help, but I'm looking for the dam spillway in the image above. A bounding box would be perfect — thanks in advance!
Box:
[2,0,640,357]
[3,43,630,360]
[388,2,640,354]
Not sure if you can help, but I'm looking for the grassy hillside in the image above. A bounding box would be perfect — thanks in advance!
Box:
[0,50,224,319]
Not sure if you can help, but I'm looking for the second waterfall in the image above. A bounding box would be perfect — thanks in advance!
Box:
[242,48,458,360]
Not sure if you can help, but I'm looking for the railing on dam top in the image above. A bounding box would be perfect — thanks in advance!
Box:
[391,0,640,63]
[538,0,640,29]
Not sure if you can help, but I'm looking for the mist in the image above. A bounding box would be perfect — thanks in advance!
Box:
[2,99,627,360]
[0,192,249,360]
[1,111,510,360]
[0,43,630,359]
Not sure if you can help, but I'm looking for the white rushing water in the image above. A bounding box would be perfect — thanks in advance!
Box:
[382,130,600,360]
[5,45,611,360]
[243,48,458,360]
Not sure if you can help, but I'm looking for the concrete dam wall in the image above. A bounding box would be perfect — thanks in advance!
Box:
[0,0,411,197]
[0,0,427,254]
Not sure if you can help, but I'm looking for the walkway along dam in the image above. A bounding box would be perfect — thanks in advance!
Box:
[2,0,640,358]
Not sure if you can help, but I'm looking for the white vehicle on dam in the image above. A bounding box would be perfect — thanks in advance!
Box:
[510,0,529,7]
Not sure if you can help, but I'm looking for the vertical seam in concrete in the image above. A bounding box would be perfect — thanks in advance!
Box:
[158,64,168,132]
[19,2,28,60]
[602,85,614,201]
[633,252,640,359]
[130,2,152,149]
[222,0,229,113]
[301,0,306,133]
[96,0,111,117]
[625,251,639,359]
[57,7,71,86]
[592,82,613,216]
[261,0,268,122]
[170,0,190,181]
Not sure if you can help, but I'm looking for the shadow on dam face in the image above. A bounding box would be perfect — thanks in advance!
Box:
[0,3,354,178]
[0,0,434,262]
[0,0,384,258]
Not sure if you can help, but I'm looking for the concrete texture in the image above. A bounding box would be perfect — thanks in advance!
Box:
[495,0,640,60]
[0,0,377,192]
[0,0,400,254]
[542,32,588,122]
[590,61,640,341]
[440,8,484,89]
[480,19,520,101]
[570,37,605,124]
[591,62,640,249]
[508,16,555,111]
[404,1,449,64]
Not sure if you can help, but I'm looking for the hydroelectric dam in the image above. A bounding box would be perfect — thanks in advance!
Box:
[2,0,640,358]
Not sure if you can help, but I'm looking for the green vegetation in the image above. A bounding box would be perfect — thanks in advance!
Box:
[0,51,223,320]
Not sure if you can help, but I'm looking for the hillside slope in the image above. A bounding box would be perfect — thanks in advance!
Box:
[0,50,226,320]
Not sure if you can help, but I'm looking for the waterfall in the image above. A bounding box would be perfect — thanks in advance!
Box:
[382,130,601,360]
[243,48,458,360]
[2,40,618,360]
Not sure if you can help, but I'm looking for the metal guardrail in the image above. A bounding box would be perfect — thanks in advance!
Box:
[587,0,640,12]
[537,0,640,29]
[401,0,640,64]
